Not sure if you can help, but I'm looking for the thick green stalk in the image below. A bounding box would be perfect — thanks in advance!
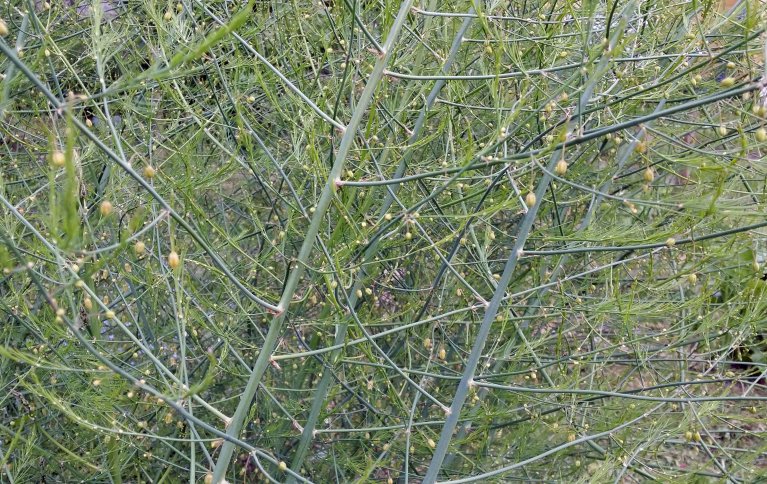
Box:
[210,2,415,481]
[422,2,639,480]
[285,12,475,478]
[421,148,561,482]
[440,103,668,476]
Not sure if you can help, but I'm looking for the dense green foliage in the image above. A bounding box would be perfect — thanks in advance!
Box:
[1,0,766,481]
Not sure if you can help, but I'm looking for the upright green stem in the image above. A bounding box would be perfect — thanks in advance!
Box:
[421,149,561,482]
[422,3,638,479]
[285,11,475,478]
[440,102,670,476]
[210,2,414,481]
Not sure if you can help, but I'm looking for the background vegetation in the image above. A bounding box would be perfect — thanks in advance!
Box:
[0,0,766,481]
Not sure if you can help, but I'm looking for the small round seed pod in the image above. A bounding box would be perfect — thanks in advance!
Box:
[554,159,568,176]
[143,165,156,179]
[643,167,654,183]
[99,200,113,216]
[51,150,66,167]
[525,192,537,208]
[168,251,180,269]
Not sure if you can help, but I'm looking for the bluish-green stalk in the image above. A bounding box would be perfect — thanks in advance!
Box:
[210,2,415,480]
[422,2,639,480]
[285,11,476,478]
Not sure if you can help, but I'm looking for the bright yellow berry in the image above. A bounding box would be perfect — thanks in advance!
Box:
[168,251,180,269]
